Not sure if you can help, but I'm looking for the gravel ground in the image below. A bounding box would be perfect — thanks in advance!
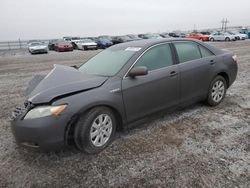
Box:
[0,41,249,187]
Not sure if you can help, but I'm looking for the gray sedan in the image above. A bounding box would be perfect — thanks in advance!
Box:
[11,39,238,154]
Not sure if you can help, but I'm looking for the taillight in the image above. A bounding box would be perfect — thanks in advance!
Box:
[232,54,237,63]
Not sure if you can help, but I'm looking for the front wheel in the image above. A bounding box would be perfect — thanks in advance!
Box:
[210,37,215,41]
[206,76,227,106]
[74,107,116,154]
[225,37,230,41]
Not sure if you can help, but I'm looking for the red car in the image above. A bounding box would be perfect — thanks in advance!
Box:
[185,33,209,41]
[54,40,73,52]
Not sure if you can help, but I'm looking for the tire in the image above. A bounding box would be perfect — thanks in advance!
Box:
[83,46,87,51]
[225,37,230,41]
[206,76,227,106]
[74,107,117,154]
[210,37,214,41]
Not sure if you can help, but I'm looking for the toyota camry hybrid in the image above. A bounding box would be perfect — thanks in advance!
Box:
[11,38,238,154]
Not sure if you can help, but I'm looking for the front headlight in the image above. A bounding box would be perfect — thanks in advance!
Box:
[24,105,67,119]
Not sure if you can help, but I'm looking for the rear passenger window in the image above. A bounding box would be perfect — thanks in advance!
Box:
[135,44,173,71]
[199,45,214,58]
[174,42,201,63]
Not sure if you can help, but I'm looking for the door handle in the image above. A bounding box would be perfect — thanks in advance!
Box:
[170,71,178,77]
[210,59,216,65]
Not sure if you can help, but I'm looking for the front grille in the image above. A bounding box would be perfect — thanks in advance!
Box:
[10,101,33,120]
[11,106,26,120]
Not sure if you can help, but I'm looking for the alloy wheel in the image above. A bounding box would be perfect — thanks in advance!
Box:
[90,114,113,147]
[211,80,225,103]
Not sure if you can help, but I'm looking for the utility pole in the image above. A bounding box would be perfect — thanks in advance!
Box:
[221,18,229,32]
[224,18,229,32]
[221,18,225,31]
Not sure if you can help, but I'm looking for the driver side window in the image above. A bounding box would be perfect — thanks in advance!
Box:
[134,44,174,71]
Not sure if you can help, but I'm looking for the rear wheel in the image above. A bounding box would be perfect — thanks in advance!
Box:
[74,107,116,154]
[225,37,230,41]
[210,37,215,41]
[206,76,227,106]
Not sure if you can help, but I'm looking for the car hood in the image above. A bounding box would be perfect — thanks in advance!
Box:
[28,64,108,104]
[78,42,97,45]
[29,45,47,49]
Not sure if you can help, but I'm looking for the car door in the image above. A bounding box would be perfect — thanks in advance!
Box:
[213,33,220,40]
[173,41,215,104]
[122,43,179,123]
[218,33,225,41]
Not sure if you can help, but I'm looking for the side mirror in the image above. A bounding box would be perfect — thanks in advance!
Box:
[71,65,78,69]
[128,66,148,78]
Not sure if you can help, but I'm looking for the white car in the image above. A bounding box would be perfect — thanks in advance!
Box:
[209,32,235,41]
[76,39,98,50]
[63,37,81,49]
[229,31,248,40]
[28,42,48,54]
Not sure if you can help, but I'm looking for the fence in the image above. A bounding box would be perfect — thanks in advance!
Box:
[0,39,50,50]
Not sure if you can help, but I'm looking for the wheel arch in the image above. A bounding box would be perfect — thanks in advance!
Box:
[217,72,229,88]
[64,104,125,149]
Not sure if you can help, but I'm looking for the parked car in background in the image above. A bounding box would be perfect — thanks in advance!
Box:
[200,31,211,35]
[168,33,180,38]
[239,28,250,38]
[209,32,235,41]
[112,36,133,44]
[48,39,58,50]
[179,33,187,38]
[63,37,72,41]
[11,38,238,153]
[27,40,42,46]
[168,33,186,38]
[228,31,247,40]
[98,35,113,41]
[75,39,98,50]
[95,38,113,49]
[138,33,163,39]
[160,33,172,38]
[185,33,209,41]
[54,40,73,52]
[127,34,142,41]
[87,37,98,42]
[28,42,48,54]
[63,37,81,49]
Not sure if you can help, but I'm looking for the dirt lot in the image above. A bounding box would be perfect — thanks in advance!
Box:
[0,41,249,188]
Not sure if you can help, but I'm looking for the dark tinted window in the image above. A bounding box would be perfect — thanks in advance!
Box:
[174,42,201,63]
[199,45,214,58]
[135,44,173,71]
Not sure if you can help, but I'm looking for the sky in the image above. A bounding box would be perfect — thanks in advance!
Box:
[0,0,250,41]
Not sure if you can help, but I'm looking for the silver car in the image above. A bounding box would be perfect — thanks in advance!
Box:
[229,31,248,40]
[28,42,48,54]
[209,32,235,41]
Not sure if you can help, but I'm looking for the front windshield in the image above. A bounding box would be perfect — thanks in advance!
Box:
[100,39,109,42]
[31,42,43,46]
[120,36,131,40]
[78,47,138,76]
[99,36,112,40]
[80,39,93,42]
